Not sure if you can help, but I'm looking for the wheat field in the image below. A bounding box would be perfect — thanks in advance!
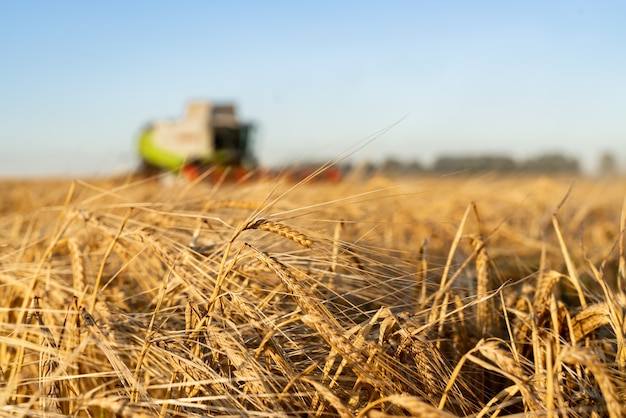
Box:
[0,171,625,417]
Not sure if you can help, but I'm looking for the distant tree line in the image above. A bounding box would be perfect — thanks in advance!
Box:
[374,153,581,175]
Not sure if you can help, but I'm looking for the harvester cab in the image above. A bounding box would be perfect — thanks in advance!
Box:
[138,101,255,179]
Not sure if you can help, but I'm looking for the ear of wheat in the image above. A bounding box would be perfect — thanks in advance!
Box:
[2,175,626,417]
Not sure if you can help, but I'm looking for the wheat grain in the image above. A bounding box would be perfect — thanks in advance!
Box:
[570,303,611,342]
[533,270,561,313]
[244,219,313,248]
[31,296,63,415]
[476,340,526,380]
[560,345,622,418]
[301,377,354,418]
[361,394,456,417]
[67,237,87,294]
[470,234,493,334]
[204,199,263,211]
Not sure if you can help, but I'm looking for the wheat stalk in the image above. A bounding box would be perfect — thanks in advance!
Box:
[3,173,626,417]
[560,345,622,418]
[79,305,150,401]
[31,297,64,415]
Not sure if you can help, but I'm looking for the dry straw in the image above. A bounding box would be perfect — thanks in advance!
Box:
[1,174,626,416]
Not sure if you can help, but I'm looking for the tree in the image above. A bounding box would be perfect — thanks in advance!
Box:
[597,151,618,177]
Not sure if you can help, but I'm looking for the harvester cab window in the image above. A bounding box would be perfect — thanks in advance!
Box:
[239,124,252,150]
[214,127,241,151]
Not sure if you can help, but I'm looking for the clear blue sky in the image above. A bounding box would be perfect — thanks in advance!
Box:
[1,1,625,176]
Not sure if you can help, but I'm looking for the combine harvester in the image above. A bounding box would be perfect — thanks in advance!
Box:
[137,101,342,182]
[138,101,257,181]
